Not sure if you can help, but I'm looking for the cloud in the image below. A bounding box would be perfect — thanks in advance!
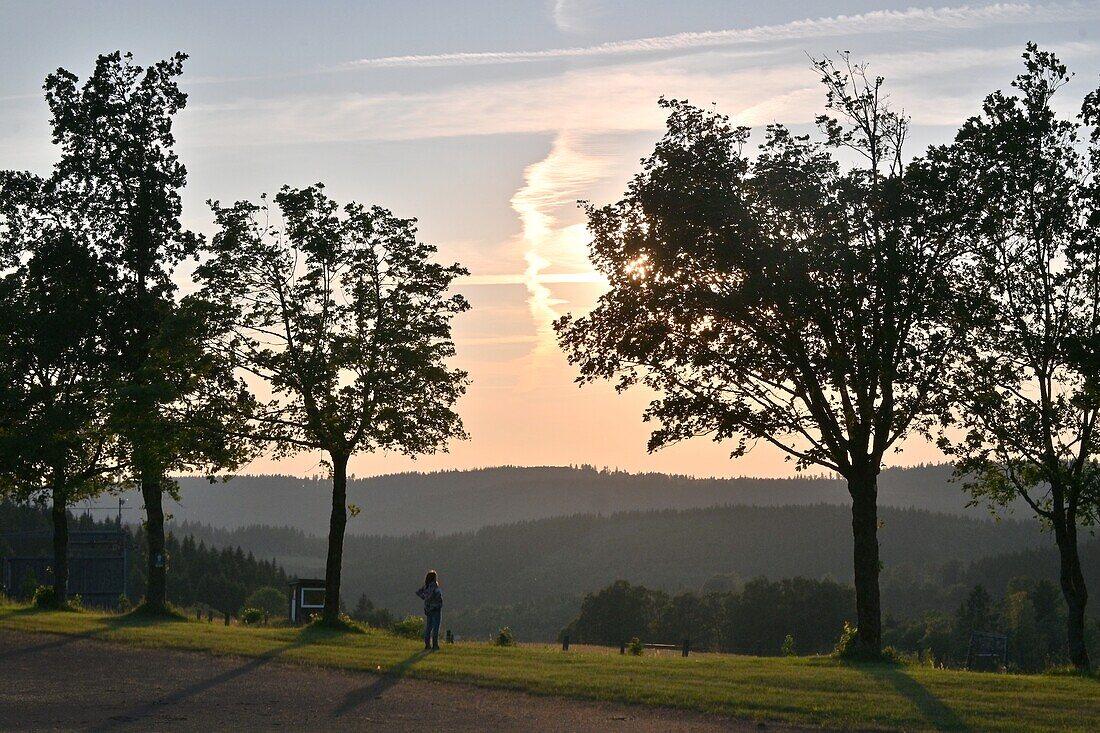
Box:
[342,3,1097,69]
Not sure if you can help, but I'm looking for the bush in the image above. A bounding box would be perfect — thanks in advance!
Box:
[833,622,903,663]
[782,634,796,657]
[628,637,644,656]
[393,615,425,639]
[497,626,516,647]
[117,594,133,613]
[32,585,59,609]
[239,607,265,625]
[243,586,287,618]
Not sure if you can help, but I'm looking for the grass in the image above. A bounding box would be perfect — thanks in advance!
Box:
[2,602,1097,732]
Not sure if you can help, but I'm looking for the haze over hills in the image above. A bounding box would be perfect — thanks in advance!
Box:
[91,463,1029,537]
[177,503,1047,624]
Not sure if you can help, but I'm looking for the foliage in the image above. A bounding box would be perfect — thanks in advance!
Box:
[200,184,469,623]
[782,634,796,657]
[628,636,643,656]
[32,584,59,609]
[239,607,265,625]
[243,586,287,618]
[351,594,395,629]
[496,626,516,647]
[562,578,854,655]
[555,55,975,655]
[935,44,1100,672]
[393,615,425,639]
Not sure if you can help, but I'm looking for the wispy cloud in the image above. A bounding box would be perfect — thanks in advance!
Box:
[342,3,1096,69]
[510,131,617,372]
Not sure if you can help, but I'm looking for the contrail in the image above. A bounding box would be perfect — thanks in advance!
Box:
[342,3,1094,69]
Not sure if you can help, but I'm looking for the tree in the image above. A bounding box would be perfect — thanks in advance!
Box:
[39,52,253,612]
[0,177,118,604]
[200,184,469,624]
[555,57,971,654]
[936,45,1100,671]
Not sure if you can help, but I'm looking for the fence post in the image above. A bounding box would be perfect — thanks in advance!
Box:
[682,639,690,657]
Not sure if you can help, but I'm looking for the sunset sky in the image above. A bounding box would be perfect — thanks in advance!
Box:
[2,1,1098,479]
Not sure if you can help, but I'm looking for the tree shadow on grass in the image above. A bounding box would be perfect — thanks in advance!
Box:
[851,663,968,731]
[332,649,430,717]
[87,636,311,733]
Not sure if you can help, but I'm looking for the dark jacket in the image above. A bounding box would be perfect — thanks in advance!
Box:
[416,580,442,614]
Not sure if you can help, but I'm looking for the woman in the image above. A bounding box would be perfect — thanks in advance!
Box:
[415,569,443,650]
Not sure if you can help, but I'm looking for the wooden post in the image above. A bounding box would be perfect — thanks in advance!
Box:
[682,639,690,657]
[562,635,569,651]
[619,641,626,655]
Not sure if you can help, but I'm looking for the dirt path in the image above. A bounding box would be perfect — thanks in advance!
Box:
[0,630,824,732]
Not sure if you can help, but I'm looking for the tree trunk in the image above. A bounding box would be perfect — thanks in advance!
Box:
[50,481,69,607]
[1054,523,1091,671]
[848,467,882,656]
[322,451,350,625]
[141,472,168,612]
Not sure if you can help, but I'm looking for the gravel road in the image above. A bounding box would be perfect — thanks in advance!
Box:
[0,630,822,732]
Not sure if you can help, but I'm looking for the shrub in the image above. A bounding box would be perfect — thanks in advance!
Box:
[782,634,796,657]
[117,594,133,613]
[32,585,59,609]
[239,607,265,626]
[497,626,516,647]
[833,622,903,663]
[243,586,287,618]
[393,615,425,639]
[628,637,644,656]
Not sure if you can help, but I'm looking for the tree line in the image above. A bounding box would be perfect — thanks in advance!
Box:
[555,46,1100,668]
[561,578,1100,671]
[0,51,467,625]
[0,502,288,615]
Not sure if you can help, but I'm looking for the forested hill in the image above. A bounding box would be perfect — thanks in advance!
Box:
[95,463,1028,536]
[178,503,1044,620]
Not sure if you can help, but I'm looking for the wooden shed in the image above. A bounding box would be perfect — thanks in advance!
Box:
[288,578,326,625]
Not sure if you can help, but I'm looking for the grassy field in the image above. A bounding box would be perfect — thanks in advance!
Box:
[1,603,1097,732]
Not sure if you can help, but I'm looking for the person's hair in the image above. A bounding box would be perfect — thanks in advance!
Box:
[424,570,438,588]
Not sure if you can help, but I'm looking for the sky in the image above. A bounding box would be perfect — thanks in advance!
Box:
[1,1,1098,479]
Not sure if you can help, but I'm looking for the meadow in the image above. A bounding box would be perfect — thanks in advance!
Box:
[2,603,1096,732]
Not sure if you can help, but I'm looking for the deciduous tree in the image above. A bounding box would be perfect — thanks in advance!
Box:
[555,57,972,655]
[41,51,251,612]
[937,44,1100,671]
[201,185,469,624]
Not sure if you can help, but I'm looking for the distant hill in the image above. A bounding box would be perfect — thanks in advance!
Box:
[176,502,1045,626]
[91,463,1029,536]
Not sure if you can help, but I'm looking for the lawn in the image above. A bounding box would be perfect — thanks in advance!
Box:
[1,603,1096,732]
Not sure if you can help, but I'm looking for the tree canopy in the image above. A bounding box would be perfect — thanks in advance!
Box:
[201,184,469,622]
[555,57,974,654]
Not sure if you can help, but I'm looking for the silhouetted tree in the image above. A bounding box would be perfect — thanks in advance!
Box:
[0,178,118,603]
[37,52,253,612]
[555,57,971,654]
[200,184,469,624]
[936,45,1100,671]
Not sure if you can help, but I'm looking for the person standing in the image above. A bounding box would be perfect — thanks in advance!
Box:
[416,569,443,650]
